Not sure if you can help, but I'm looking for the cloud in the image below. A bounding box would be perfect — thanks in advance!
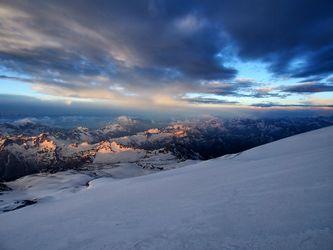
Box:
[249,88,289,98]
[182,96,238,105]
[198,79,289,99]
[326,76,333,83]
[0,0,332,108]
[283,82,333,93]
[0,94,128,117]
[0,0,236,98]
[198,78,255,96]
[174,13,207,33]
[251,102,333,108]
[0,75,34,83]
[210,0,333,79]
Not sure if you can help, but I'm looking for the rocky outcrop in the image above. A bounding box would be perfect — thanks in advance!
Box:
[0,182,12,191]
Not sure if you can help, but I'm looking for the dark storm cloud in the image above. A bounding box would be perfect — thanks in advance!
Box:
[288,47,333,79]
[0,0,332,99]
[0,0,236,96]
[208,0,333,79]
[284,82,333,93]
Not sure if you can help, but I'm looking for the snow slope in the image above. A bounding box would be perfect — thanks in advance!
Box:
[0,126,333,249]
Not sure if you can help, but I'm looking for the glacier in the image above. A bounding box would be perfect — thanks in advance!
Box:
[0,126,332,249]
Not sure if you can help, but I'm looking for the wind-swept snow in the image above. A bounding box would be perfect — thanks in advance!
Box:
[0,126,333,249]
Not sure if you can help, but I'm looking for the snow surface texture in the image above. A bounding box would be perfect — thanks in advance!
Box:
[1,126,333,249]
[0,159,197,214]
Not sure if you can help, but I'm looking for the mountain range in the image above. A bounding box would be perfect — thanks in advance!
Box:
[1,115,333,181]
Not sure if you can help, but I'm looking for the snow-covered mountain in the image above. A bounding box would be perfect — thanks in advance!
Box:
[1,116,333,181]
[0,126,332,249]
[0,133,188,181]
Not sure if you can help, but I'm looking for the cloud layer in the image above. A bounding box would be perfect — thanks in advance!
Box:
[284,82,333,93]
[0,0,332,108]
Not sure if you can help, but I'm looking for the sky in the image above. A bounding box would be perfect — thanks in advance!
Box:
[0,0,332,116]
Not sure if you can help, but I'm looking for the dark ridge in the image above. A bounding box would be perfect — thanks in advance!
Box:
[1,199,37,213]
